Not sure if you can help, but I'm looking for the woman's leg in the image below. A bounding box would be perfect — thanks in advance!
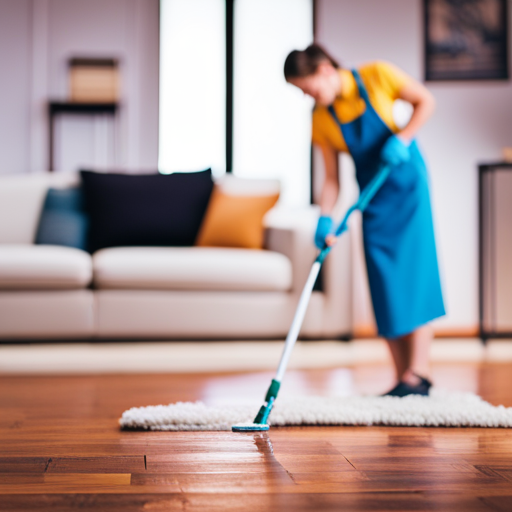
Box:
[404,324,433,381]
[386,324,433,383]
[385,338,409,380]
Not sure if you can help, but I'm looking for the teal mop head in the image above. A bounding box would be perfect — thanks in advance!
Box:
[232,380,280,432]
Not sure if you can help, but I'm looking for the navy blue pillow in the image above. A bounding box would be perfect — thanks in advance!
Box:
[35,187,89,250]
[80,169,214,252]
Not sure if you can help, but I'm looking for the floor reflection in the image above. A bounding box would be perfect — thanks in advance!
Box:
[253,432,274,457]
[198,362,509,409]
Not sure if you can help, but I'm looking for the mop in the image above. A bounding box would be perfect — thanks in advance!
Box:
[119,162,512,431]
[231,164,393,432]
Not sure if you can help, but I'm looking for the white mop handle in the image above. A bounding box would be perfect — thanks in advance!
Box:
[275,261,322,382]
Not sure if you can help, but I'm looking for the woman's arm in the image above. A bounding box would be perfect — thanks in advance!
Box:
[396,79,436,143]
[319,143,340,215]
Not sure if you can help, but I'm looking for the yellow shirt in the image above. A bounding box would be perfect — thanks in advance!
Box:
[312,61,411,153]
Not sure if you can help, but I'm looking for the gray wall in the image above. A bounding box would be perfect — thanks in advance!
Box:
[316,0,512,332]
[0,0,159,175]
[0,0,33,174]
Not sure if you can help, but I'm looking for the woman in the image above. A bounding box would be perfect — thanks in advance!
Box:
[284,45,445,396]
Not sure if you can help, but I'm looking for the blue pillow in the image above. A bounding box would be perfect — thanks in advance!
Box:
[35,187,89,250]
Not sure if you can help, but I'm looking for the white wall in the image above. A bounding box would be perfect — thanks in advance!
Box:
[316,0,512,332]
[0,0,159,175]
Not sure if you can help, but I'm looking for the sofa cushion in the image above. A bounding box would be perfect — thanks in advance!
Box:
[93,247,292,292]
[196,183,279,249]
[80,169,214,252]
[0,245,92,289]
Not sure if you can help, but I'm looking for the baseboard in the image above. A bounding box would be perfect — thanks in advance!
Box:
[353,324,480,339]
[434,327,480,338]
[352,325,378,338]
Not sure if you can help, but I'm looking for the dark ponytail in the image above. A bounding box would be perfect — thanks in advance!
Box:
[284,44,340,80]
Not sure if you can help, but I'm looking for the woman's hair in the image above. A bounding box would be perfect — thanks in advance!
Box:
[284,44,340,80]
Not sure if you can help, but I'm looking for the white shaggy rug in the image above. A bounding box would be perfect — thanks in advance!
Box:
[120,390,512,431]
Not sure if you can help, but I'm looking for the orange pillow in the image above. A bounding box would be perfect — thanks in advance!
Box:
[196,186,279,249]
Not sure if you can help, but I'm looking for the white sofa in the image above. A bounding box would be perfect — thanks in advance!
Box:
[0,172,352,340]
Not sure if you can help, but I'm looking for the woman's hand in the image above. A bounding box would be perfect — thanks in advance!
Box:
[314,216,338,249]
[325,234,338,247]
[380,134,410,167]
[315,216,333,249]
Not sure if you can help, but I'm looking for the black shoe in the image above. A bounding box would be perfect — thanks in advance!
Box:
[382,374,432,397]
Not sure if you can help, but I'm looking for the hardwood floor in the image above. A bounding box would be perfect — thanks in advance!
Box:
[1,362,512,511]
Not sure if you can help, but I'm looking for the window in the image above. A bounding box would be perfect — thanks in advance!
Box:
[233,0,314,206]
[159,0,314,206]
[159,0,226,176]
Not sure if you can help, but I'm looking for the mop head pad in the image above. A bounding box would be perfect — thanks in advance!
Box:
[120,389,512,431]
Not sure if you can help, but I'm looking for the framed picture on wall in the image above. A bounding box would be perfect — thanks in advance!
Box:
[424,0,509,81]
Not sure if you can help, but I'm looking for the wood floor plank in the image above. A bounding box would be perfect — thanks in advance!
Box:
[475,466,512,482]
[273,454,358,473]
[0,474,44,485]
[43,474,131,486]
[0,492,494,512]
[45,456,145,474]
[0,457,51,473]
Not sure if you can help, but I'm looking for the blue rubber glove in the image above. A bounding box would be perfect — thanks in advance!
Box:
[315,215,333,249]
[380,135,410,167]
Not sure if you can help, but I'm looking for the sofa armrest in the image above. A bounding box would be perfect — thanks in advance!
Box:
[0,172,80,244]
[263,207,318,294]
[263,205,353,338]
[319,219,353,337]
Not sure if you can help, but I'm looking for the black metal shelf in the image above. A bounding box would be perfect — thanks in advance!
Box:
[48,101,119,172]
[479,161,512,342]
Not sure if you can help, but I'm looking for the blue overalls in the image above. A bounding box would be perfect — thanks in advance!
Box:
[328,70,445,339]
